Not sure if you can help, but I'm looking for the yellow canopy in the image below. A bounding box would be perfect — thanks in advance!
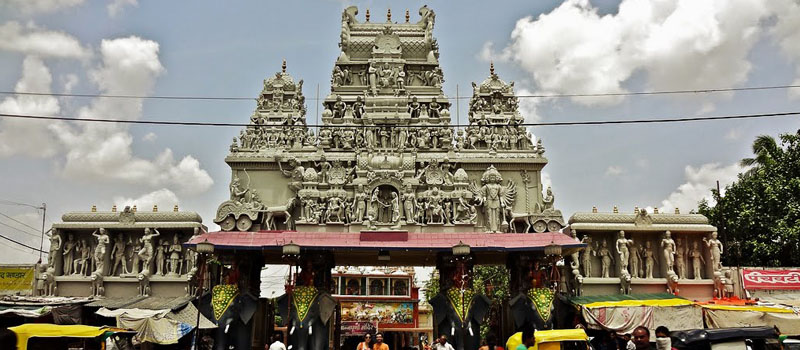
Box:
[699,304,794,313]
[582,299,693,309]
[8,323,117,350]
[506,329,589,350]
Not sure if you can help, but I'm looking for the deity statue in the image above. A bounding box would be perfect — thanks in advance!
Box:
[47,231,62,267]
[690,241,705,279]
[390,192,401,224]
[168,234,182,275]
[327,196,344,223]
[354,184,368,223]
[155,240,166,276]
[137,228,160,274]
[368,63,378,95]
[703,231,723,272]
[596,240,612,278]
[62,234,76,275]
[471,166,516,233]
[615,231,632,273]
[581,236,593,277]
[314,155,332,184]
[629,242,642,278]
[353,96,365,119]
[569,231,581,272]
[408,96,421,119]
[429,97,442,119]
[130,236,142,275]
[331,95,346,119]
[229,172,248,203]
[73,240,90,276]
[643,241,657,279]
[675,237,688,279]
[110,234,127,276]
[92,228,110,275]
[661,231,676,273]
[542,186,555,212]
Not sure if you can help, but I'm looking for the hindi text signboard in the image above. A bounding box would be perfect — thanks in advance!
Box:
[742,268,800,290]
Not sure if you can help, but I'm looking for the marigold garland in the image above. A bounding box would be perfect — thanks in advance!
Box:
[446,288,475,322]
[212,284,239,321]
[527,287,555,321]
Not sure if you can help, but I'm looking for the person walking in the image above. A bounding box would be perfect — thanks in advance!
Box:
[357,333,372,350]
[267,333,286,350]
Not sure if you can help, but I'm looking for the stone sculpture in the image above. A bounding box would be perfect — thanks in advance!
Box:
[168,234,182,276]
[92,228,110,275]
[91,271,104,296]
[155,240,166,276]
[629,243,642,279]
[690,241,705,279]
[615,231,632,273]
[675,237,687,279]
[581,236,593,277]
[471,166,516,233]
[73,240,90,276]
[47,231,62,267]
[644,241,656,279]
[111,234,127,276]
[704,231,723,272]
[596,240,612,278]
[661,231,676,273]
[62,234,76,275]
[40,265,56,296]
[138,270,151,296]
[137,228,160,274]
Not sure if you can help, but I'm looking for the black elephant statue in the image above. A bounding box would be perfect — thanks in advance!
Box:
[199,284,259,350]
[510,287,555,331]
[429,287,491,350]
[276,285,337,350]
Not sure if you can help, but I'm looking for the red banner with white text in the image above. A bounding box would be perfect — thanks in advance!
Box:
[742,269,800,290]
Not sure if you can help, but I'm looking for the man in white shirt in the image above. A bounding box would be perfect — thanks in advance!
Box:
[268,333,286,350]
[431,335,455,350]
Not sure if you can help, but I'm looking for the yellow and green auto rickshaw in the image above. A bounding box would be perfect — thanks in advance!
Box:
[5,323,136,350]
[506,329,591,350]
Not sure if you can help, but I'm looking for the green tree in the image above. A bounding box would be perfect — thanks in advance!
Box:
[699,131,800,267]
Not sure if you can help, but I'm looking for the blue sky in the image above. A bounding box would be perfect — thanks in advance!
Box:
[0,0,799,263]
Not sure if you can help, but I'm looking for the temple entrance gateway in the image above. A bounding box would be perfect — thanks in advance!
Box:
[192,5,581,350]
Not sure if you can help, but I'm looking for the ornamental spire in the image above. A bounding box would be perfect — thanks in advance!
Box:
[282,59,286,73]
[366,8,370,22]
[387,8,392,22]
[490,61,495,76]
[405,9,410,23]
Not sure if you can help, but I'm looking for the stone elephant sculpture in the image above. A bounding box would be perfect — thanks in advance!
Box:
[429,288,491,350]
[276,286,337,350]
[510,288,556,331]
[199,284,259,350]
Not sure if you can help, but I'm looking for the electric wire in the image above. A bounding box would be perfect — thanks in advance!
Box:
[0,111,798,129]
[0,199,43,209]
[0,239,34,254]
[0,220,41,238]
[1,83,799,101]
[0,211,42,234]
[0,232,48,253]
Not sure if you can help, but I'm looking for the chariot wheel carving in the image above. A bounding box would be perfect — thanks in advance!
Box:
[547,221,562,232]
[533,220,547,233]
[236,216,253,231]
[220,215,236,231]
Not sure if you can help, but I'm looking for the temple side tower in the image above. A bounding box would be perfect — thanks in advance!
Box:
[215,6,563,234]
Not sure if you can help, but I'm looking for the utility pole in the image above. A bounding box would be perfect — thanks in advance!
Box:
[38,203,46,263]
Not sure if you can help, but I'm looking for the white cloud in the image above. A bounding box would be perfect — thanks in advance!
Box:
[659,162,743,213]
[605,165,624,176]
[0,56,63,157]
[491,0,775,107]
[541,171,552,192]
[768,0,800,99]
[725,128,742,141]
[61,73,79,93]
[107,0,138,17]
[0,22,91,60]
[142,132,156,142]
[516,88,543,123]
[113,188,179,212]
[0,0,84,15]
[50,36,213,195]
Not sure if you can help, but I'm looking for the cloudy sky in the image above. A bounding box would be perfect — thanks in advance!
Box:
[0,0,799,264]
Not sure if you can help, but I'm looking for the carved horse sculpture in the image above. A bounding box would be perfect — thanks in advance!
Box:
[262,197,296,230]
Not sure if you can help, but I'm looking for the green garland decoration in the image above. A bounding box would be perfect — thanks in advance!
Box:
[212,284,239,321]
[527,287,555,322]
[292,285,318,325]
[446,288,475,322]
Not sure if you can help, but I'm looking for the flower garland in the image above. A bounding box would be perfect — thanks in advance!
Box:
[527,287,555,321]
[212,284,239,320]
[446,287,475,322]
[292,285,318,324]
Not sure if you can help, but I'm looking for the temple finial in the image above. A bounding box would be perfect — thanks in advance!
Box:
[387,8,392,22]
[405,9,410,23]
[490,61,495,76]
[281,59,286,73]
[366,8,370,22]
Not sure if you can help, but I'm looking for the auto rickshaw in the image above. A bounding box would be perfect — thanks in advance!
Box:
[506,329,591,350]
[4,323,136,350]
[670,326,780,350]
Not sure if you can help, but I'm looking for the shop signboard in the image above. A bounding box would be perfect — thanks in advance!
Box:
[742,268,800,290]
[341,321,376,336]
[340,301,415,325]
[0,265,35,295]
